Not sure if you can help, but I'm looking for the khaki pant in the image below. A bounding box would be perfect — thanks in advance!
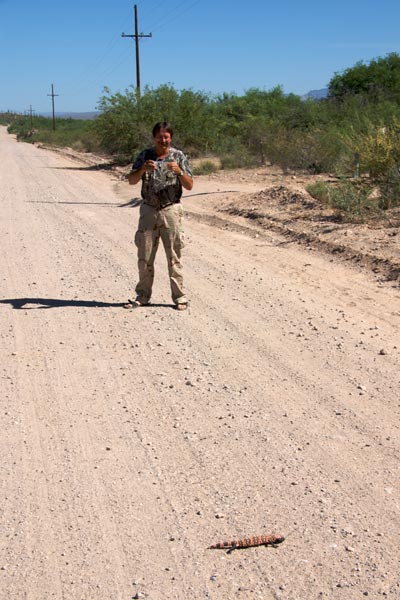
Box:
[134,202,188,305]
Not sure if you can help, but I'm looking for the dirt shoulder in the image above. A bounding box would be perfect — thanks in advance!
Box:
[189,168,400,283]
[46,144,400,284]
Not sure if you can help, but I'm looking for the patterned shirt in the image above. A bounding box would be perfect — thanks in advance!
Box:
[132,146,192,209]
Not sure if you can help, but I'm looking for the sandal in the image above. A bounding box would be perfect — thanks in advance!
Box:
[176,303,188,311]
[123,299,145,309]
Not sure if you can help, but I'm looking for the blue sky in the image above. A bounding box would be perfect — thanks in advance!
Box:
[1,0,399,113]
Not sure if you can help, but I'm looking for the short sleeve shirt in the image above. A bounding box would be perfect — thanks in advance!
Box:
[132,146,192,208]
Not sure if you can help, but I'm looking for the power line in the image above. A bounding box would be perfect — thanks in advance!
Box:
[140,0,202,36]
[65,10,133,94]
[67,46,133,97]
[58,0,201,105]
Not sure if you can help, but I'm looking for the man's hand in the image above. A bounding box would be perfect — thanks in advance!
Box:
[128,160,156,185]
[144,160,157,172]
[166,161,182,176]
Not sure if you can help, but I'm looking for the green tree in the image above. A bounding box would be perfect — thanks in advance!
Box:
[94,87,143,156]
[93,84,214,158]
[328,53,400,103]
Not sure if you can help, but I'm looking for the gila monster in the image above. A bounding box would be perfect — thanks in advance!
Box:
[208,533,285,552]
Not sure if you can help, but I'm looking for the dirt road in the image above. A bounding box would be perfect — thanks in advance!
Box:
[1,126,399,600]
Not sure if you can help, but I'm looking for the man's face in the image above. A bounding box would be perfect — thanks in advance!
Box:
[154,128,172,151]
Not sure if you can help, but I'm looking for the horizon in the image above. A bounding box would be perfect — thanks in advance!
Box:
[1,87,330,117]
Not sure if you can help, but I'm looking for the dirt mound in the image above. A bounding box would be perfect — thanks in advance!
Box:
[222,185,322,221]
[250,185,317,208]
[215,184,400,283]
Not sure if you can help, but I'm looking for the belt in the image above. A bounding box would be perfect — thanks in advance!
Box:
[143,201,179,210]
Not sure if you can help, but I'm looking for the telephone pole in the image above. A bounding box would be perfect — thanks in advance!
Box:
[25,105,36,129]
[47,83,59,130]
[122,4,152,97]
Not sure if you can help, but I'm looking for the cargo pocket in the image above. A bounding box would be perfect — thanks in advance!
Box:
[178,230,185,249]
[178,205,185,249]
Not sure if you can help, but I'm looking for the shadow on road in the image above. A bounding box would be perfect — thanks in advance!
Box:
[27,197,142,207]
[0,298,175,310]
[0,298,126,309]
[46,163,117,172]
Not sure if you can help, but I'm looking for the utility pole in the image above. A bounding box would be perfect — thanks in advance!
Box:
[122,4,152,97]
[47,83,59,130]
[25,105,36,129]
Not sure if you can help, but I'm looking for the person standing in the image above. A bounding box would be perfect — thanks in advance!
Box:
[126,122,193,311]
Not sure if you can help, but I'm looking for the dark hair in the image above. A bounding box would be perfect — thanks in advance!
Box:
[152,121,173,138]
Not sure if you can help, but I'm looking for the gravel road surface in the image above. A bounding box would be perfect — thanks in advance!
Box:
[1,126,399,599]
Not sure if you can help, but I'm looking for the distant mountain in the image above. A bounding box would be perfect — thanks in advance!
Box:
[39,111,99,120]
[301,88,328,101]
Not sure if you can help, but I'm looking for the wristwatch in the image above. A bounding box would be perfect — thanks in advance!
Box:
[178,170,183,177]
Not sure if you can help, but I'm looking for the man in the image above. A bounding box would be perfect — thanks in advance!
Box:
[126,122,193,311]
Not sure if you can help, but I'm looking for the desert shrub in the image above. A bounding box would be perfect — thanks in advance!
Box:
[8,116,96,151]
[379,166,400,209]
[192,160,219,175]
[0,112,21,125]
[341,118,400,208]
[329,181,372,216]
[263,125,350,174]
[113,154,132,166]
[8,117,32,138]
[69,130,102,153]
[307,179,377,221]
[306,181,331,203]
[70,140,86,152]
[357,120,400,182]
[328,181,374,220]
[219,146,258,170]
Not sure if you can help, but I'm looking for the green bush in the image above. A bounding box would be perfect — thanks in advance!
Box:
[192,160,219,175]
[306,181,331,203]
[0,112,21,125]
[329,182,374,220]
[7,115,96,150]
[219,146,258,170]
[308,179,375,222]
[379,166,400,209]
